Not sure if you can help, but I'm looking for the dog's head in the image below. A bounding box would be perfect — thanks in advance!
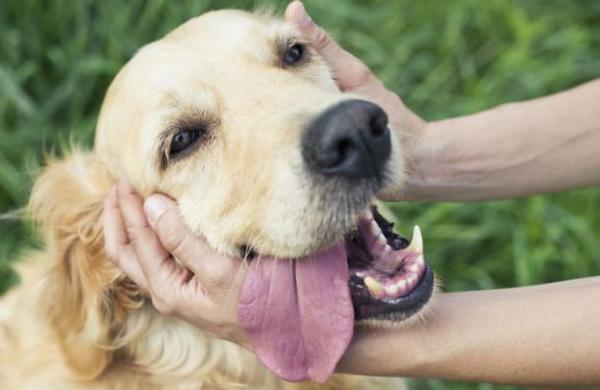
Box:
[96,10,404,257]
[29,10,434,383]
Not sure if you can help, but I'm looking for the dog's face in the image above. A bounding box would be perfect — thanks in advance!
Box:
[95,10,404,259]
[94,10,434,330]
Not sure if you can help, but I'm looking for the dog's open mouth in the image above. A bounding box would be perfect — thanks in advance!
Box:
[238,205,435,383]
[345,206,435,322]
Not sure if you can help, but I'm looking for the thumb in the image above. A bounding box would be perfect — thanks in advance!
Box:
[144,195,201,262]
[144,194,235,285]
[285,0,374,91]
[144,194,177,229]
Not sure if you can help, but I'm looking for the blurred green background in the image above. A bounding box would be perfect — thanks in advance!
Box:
[1,0,599,389]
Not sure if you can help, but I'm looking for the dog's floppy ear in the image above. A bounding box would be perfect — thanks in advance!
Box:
[28,150,142,380]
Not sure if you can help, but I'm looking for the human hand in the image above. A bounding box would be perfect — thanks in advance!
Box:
[285,1,426,162]
[103,179,250,348]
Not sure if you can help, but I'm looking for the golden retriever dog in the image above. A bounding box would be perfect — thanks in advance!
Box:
[0,9,434,389]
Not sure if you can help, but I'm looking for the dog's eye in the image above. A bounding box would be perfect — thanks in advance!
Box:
[170,129,201,155]
[283,43,305,66]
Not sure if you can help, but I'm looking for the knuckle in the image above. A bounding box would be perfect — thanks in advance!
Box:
[162,229,190,256]
[202,261,233,287]
[313,28,332,51]
[211,265,233,286]
[205,275,225,288]
[128,225,153,248]
[125,224,143,242]
[103,239,115,259]
[206,271,232,290]
[156,211,188,252]
[201,270,226,289]
[355,64,373,83]
[105,247,118,264]
[104,240,121,266]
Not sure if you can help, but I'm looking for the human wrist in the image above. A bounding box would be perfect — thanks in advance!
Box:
[398,119,448,202]
[336,318,434,377]
[398,116,488,202]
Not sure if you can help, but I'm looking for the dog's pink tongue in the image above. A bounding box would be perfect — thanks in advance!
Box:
[238,243,354,383]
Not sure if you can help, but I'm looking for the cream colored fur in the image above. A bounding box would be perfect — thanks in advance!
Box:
[0,10,407,389]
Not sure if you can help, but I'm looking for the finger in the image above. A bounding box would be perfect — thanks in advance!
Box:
[103,185,149,289]
[144,194,236,285]
[103,185,128,255]
[116,178,186,290]
[285,1,374,91]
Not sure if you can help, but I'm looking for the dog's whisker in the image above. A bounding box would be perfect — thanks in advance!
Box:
[0,208,26,221]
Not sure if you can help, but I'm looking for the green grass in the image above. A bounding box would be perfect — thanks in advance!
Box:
[1,1,599,389]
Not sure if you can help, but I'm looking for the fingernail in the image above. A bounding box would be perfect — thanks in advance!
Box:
[144,195,169,227]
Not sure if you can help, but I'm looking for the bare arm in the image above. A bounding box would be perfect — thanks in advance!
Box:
[339,276,600,386]
[404,79,600,201]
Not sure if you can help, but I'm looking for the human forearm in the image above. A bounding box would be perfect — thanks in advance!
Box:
[338,277,600,386]
[401,78,600,201]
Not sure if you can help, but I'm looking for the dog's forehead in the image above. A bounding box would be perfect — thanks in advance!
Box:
[150,10,285,73]
[113,10,290,112]
[165,10,277,48]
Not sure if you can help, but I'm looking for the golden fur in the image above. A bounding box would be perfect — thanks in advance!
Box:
[0,10,406,389]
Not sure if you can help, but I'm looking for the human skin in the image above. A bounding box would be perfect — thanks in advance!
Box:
[103,1,600,386]
[405,78,600,201]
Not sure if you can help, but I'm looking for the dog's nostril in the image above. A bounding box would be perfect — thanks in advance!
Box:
[336,138,352,166]
[317,137,353,169]
[370,115,387,138]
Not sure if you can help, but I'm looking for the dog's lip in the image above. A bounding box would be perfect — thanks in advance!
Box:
[343,206,434,322]
[350,263,435,321]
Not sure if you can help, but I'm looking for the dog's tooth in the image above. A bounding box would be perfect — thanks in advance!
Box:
[416,253,424,265]
[385,283,399,296]
[377,233,387,247]
[370,220,380,235]
[407,273,418,286]
[407,262,419,273]
[364,276,384,298]
[406,225,423,254]
[418,258,425,271]
[398,279,408,292]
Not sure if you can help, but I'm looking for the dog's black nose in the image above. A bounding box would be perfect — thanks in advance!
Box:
[302,100,391,180]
